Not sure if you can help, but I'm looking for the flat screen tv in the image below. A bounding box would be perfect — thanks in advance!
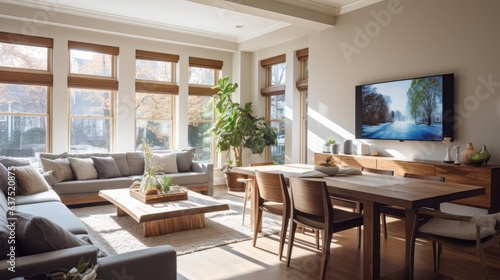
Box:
[355,73,454,141]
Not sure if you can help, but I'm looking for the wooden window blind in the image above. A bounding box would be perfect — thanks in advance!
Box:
[261,54,286,68]
[189,57,223,70]
[68,41,119,55]
[188,85,217,96]
[0,31,53,48]
[136,50,179,62]
[296,48,308,91]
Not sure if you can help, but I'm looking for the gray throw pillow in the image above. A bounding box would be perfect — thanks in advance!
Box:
[91,156,122,179]
[40,158,75,183]
[68,157,98,180]
[0,158,30,167]
[13,165,50,195]
[176,148,195,172]
[15,212,84,256]
[0,161,26,196]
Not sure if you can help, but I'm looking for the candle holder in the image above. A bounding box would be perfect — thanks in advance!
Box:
[453,146,461,165]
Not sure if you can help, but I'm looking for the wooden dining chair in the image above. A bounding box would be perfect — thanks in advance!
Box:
[409,208,500,280]
[286,177,364,280]
[253,170,290,260]
[381,173,445,239]
[238,161,275,225]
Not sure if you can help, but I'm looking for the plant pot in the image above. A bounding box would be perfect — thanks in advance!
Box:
[225,171,247,192]
[323,144,332,153]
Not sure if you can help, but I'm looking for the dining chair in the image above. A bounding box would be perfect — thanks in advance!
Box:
[381,173,445,239]
[238,161,275,225]
[286,177,364,280]
[409,208,500,280]
[253,170,290,260]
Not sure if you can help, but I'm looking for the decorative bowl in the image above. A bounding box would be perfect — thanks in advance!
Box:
[314,165,339,176]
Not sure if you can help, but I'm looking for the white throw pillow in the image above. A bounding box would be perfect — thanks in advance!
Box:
[68,157,98,180]
[152,153,178,174]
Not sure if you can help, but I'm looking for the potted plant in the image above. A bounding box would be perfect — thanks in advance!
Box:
[208,76,277,191]
[323,136,335,153]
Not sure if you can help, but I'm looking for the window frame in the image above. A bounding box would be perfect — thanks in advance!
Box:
[0,32,53,157]
[68,41,118,153]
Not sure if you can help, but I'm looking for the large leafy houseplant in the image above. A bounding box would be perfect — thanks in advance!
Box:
[208,76,277,168]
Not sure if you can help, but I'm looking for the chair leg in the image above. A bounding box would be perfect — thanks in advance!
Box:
[286,221,297,267]
[477,247,490,280]
[432,242,442,276]
[242,183,250,225]
[253,209,263,247]
[382,212,388,239]
[315,230,320,250]
[278,211,289,261]
[320,230,333,280]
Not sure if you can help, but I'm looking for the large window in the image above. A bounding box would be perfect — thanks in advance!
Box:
[68,41,118,153]
[261,54,286,164]
[135,50,178,150]
[0,32,52,158]
[188,57,222,162]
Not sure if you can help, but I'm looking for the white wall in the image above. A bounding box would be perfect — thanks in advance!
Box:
[307,0,500,164]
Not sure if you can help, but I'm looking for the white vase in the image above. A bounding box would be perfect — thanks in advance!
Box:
[443,146,453,163]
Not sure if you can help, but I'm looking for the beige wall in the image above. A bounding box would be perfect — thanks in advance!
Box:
[307,0,500,164]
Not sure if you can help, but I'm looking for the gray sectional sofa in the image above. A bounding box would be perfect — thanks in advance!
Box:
[39,149,214,205]
[0,157,177,279]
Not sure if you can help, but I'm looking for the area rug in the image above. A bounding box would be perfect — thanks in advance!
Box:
[70,194,281,256]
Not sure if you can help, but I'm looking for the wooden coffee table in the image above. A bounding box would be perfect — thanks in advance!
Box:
[98,188,229,237]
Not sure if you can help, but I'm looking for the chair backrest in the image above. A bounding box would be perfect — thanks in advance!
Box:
[255,170,288,203]
[249,161,275,167]
[288,177,332,220]
[362,167,394,176]
[404,173,445,182]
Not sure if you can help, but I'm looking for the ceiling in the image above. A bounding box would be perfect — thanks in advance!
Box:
[0,0,381,49]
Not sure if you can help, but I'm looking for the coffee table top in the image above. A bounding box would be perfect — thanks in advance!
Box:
[99,188,229,223]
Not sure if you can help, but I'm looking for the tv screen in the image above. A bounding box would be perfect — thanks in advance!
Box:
[355,73,454,141]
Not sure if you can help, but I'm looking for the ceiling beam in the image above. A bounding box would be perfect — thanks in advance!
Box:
[187,0,336,30]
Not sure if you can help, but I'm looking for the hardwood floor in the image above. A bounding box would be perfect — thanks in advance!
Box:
[177,188,500,280]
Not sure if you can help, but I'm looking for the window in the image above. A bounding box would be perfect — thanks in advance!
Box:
[68,41,118,153]
[0,32,52,158]
[135,50,179,150]
[296,48,308,163]
[188,57,222,162]
[261,54,286,164]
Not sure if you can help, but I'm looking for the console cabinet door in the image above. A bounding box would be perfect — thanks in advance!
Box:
[377,159,435,177]
[436,165,491,209]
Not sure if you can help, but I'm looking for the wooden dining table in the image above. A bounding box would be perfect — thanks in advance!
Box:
[233,164,485,280]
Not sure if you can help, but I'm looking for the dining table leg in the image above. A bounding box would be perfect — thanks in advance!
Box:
[363,200,381,280]
[404,208,417,278]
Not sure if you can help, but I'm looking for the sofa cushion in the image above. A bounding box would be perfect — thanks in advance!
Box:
[91,156,122,179]
[0,194,9,259]
[17,201,88,234]
[126,152,145,175]
[152,153,178,174]
[166,172,209,186]
[14,189,61,205]
[0,159,30,195]
[68,157,98,180]
[15,212,84,256]
[176,148,195,172]
[76,234,109,258]
[52,177,133,196]
[39,152,69,160]
[110,153,131,177]
[12,165,50,195]
[40,158,75,183]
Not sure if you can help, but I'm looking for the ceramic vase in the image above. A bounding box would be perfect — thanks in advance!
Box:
[479,145,491,166]
[470,153,485,167]
[460,143,476,165]
[443,146,453,163]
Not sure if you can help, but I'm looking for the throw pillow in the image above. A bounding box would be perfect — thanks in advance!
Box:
[91,156,122,179]
[12,165,50,195]
[68,157,98,180]
[15,212,84,256]
[0,157,30,167]
[152,153,178,174]
[0,163,24,196]
[175,148,195,172]
[40,158,75,183]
